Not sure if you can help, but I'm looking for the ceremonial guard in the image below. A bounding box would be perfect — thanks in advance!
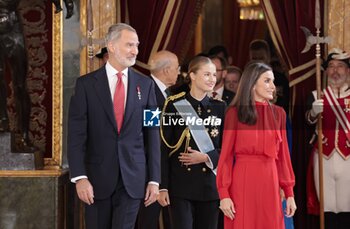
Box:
[306,48,350,229]
[158,56,226,229]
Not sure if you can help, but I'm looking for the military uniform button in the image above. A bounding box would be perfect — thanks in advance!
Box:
[202,167,207,172]
[187,167,191,171]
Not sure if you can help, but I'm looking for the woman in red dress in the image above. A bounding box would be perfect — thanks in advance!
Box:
[216,62,297,228]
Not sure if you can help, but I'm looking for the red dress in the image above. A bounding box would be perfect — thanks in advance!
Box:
[217,102,295,229]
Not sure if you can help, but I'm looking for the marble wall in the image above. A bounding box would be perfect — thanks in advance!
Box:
[0,133,37,170]
[0,173,70,229]
[62,0,82,168]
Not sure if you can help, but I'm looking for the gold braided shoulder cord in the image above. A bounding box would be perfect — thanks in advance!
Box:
[160,92,191,157]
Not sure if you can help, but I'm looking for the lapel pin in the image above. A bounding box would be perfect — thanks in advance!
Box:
[137,86,141,100]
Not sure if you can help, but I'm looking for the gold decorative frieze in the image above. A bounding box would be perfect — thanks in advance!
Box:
[0,169,68,177]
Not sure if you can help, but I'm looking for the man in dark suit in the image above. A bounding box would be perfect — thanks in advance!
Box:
[149,50,179,106]
[68,23,160,229]
[136,50,178,229]
[209,56,234,105]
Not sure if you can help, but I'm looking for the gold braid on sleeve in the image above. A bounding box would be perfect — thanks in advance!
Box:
[160,92,191,157]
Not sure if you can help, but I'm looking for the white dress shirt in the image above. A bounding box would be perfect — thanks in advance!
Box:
[106,61,128,105]
[151,74,167,98]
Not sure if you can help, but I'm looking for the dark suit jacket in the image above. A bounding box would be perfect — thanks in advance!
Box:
[68,66,161,200]
[222,88,235,105]
[153,81,166,108]
[160,93,226,201]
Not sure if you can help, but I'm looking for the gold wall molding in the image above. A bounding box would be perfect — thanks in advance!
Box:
[0,169,68,177]
[80,0,87,75]
[45,7,63,169]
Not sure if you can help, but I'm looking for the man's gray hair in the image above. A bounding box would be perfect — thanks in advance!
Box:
[150,59,172,72]
[105,23,137,43]
[149,50,177,73]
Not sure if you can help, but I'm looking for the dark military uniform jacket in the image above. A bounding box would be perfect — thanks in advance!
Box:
[222,88,235,105]
[160,92,226,201]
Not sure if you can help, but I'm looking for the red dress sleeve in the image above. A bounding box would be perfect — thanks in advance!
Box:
[275,106,295,197]
[217,107,237,199]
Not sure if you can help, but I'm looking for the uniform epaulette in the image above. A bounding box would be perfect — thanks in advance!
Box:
[209,97,225,104]
[161,91,189,156]
[166,91,186,103]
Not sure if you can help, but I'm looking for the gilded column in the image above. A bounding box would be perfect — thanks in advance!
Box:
[326,0,350,52]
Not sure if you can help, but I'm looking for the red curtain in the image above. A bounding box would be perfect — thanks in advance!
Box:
[223,0,267,69]
[119,0,205,74]
[260,0,325,228]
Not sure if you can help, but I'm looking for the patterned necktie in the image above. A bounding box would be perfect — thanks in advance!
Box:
[113,72,125,133]
[212,91,218,98]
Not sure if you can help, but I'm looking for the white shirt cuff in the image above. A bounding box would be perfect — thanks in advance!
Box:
[148,181,159,186]
[71,175,88,183]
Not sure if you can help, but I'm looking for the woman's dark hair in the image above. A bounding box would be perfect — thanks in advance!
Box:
[232,61,272,125]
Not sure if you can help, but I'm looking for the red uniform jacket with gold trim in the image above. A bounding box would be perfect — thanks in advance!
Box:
[307,87,350,214]
[314,92,350,159]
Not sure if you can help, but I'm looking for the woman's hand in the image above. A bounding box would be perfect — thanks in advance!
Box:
[157,191,170,207]
[219,198,236,220]
[285,196,297,217]
[178,147,209,165]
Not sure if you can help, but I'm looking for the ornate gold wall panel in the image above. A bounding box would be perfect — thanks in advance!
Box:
[80,0,116,75]
[327,0,350,52]
[45,7,63,169]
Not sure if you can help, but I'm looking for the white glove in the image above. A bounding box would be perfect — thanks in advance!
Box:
[310,99,324,117]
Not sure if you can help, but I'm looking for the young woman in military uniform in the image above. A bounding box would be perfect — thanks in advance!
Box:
[157,56,226,229]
